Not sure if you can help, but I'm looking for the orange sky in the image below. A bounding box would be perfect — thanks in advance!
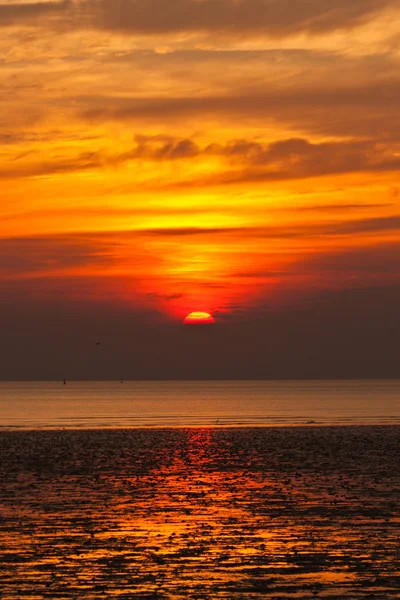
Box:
[1,0,400,324]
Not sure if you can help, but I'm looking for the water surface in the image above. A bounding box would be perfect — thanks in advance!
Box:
[0,380,399,428]
[1,427,399,598]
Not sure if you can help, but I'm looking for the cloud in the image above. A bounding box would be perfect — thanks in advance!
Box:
[2,282,400,380]
[233,240,400,281]
[2,231,400,287]
[83,0,393,36]
[129,214,400,240]
[126,137,400,186]
[5,212,400,249]
[78,78,400,139]
[139,226,241,237]
[128,135,400,187]
[0,1,68,25]
[0,152,102,179]
[206,136,400,181]
[232,243,400,289]
[0,234,114,275]
[124,135,200,161]
[318,215,400,236]
[3,0,394,37]
[200,138,400,186]
[0,136,199,180]
[304,241,400,275]
[146,292,184,300]
[293,203,394,213]
[3,134,400,184]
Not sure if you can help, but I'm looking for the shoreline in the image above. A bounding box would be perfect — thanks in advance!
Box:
[1,422,400,431]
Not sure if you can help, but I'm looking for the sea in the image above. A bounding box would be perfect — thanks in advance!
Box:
[0,380,399,429]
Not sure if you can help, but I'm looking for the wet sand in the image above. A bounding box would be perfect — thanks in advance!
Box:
[0,426,399,599]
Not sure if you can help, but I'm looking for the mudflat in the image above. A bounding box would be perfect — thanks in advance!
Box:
[0,426,399,599]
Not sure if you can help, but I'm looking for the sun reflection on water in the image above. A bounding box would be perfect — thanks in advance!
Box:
[0,427,399,598]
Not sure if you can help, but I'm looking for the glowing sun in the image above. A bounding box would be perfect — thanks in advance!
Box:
[184,311,215,325]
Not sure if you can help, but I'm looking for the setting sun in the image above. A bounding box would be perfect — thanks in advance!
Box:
[0,0,399,380]
[184,312,215,325]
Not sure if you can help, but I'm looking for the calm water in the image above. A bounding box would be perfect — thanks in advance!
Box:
[0,380,399,428]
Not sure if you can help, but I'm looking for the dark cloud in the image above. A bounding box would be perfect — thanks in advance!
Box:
[79,79,400,139]
[146,292,185,300]
[140,226,245,236]
[0,137,198,180]
[319,215,400,236]
[1,228,400,380]
[232,270,292,279]
[0,1,68,25]
[132,136,400,184]
[0,231,166,282]
[293,203,393,213]
[233,241,400,281]
[1,281,399,380]
[0,152,102,179]
[2,213,400,275]
[124,135,200,161]
[203,137,400,183]
[0,235,114,275]
[305,241,400,275]
[0,0,397,56]
[3,134,400,183]
[3,0,393,36]
[128,214,400,239]
[83,0,392,36]
[134,215,400,239]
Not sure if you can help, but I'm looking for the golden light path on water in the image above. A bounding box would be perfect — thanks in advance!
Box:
[0,427,399,598]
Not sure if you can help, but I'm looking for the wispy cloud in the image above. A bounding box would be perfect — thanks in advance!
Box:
[2,0,394,36]
[0,1,68,25]
[76,0,395,36]
[78,78,400,138]
[0,234,114,275]
[138,214,400,239]
[2,213,400,248]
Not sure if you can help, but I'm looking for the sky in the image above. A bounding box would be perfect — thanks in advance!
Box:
[1,0,400,379]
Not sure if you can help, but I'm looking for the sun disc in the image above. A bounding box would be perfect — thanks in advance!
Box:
[184,311,215,324]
